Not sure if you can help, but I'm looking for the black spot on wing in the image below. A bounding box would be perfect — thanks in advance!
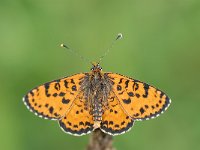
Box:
[128,92,134,97]
[64,80,69,88]
[118,91,124,95]
[54,82,60,91]
[76,111,79,114]
[133,82,139,91]
[160,92,164,98]
[143,83,149,98]
[134,113,139,117]
[135,93,140,98]
[49,106,54,114]
[79,122,84,126]
[71,79,75,84]
[30,91,34,96]
[44,83,51,97]
[62,98,70,104]
[52,93,58,97]
[59,92,66,96]
[125,80,129,88]
[67,121,72,126]
[118,78,123,84]
[109,121,113,125]
[140,107,145,114]
[72,85,77,91]
[121,121,125,126]
[102,120,108,127]
[122,98,131,104]
[117,85,122,91]
[114,124,119,128]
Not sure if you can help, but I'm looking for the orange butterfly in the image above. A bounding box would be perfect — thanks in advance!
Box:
[23,62,171,136]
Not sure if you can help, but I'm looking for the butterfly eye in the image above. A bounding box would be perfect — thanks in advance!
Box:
[91,68,94,71]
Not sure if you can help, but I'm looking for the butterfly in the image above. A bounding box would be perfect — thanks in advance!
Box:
[23,62,171,136]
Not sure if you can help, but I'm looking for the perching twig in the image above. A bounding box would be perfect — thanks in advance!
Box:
[87,129,115,150]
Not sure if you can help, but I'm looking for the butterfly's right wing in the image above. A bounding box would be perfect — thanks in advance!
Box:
[23,73,86,120]
[59,92,94,136]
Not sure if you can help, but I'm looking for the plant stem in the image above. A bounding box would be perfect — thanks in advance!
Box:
[87,129,115,150]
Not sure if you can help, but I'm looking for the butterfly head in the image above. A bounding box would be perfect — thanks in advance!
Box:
[91,62,102,73]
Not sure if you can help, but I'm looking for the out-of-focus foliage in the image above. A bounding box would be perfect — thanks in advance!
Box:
[0,0,200,150]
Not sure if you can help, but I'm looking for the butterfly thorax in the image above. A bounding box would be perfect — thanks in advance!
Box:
[80,64,113,128]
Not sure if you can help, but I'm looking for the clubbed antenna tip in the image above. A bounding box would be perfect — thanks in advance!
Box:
[116,33,123,40]
[60,44,69,49]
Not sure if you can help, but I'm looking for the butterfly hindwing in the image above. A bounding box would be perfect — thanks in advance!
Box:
[107,73,171,120]
[23,73,85,120]
[59,92,94,136]
[101,92,134,135]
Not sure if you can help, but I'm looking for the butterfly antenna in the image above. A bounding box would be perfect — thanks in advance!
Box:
[98,33,123,63]
[60,43,90,64]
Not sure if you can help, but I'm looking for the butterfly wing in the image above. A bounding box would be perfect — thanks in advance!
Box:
[106,73,171,121]
[59,92,94,136]
[101,92,134,135]
[23,73,85,120]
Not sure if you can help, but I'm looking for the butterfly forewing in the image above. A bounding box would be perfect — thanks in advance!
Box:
[23,73,85,120]
[107,73,171,120]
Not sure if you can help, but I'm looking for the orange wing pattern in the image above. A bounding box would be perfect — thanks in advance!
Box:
[23,74,85,120]
[59,92,94,136]
[23,69,171,136]
[107,73,171,121]
[101,92,134,135]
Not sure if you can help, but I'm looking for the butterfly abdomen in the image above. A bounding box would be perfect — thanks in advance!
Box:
[92,100,103,122]
[80,72,113,128]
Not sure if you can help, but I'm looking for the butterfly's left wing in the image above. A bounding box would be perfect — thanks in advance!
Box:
[106,73,171,121]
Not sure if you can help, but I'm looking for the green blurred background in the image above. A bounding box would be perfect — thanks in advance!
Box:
[0,0,200,150]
